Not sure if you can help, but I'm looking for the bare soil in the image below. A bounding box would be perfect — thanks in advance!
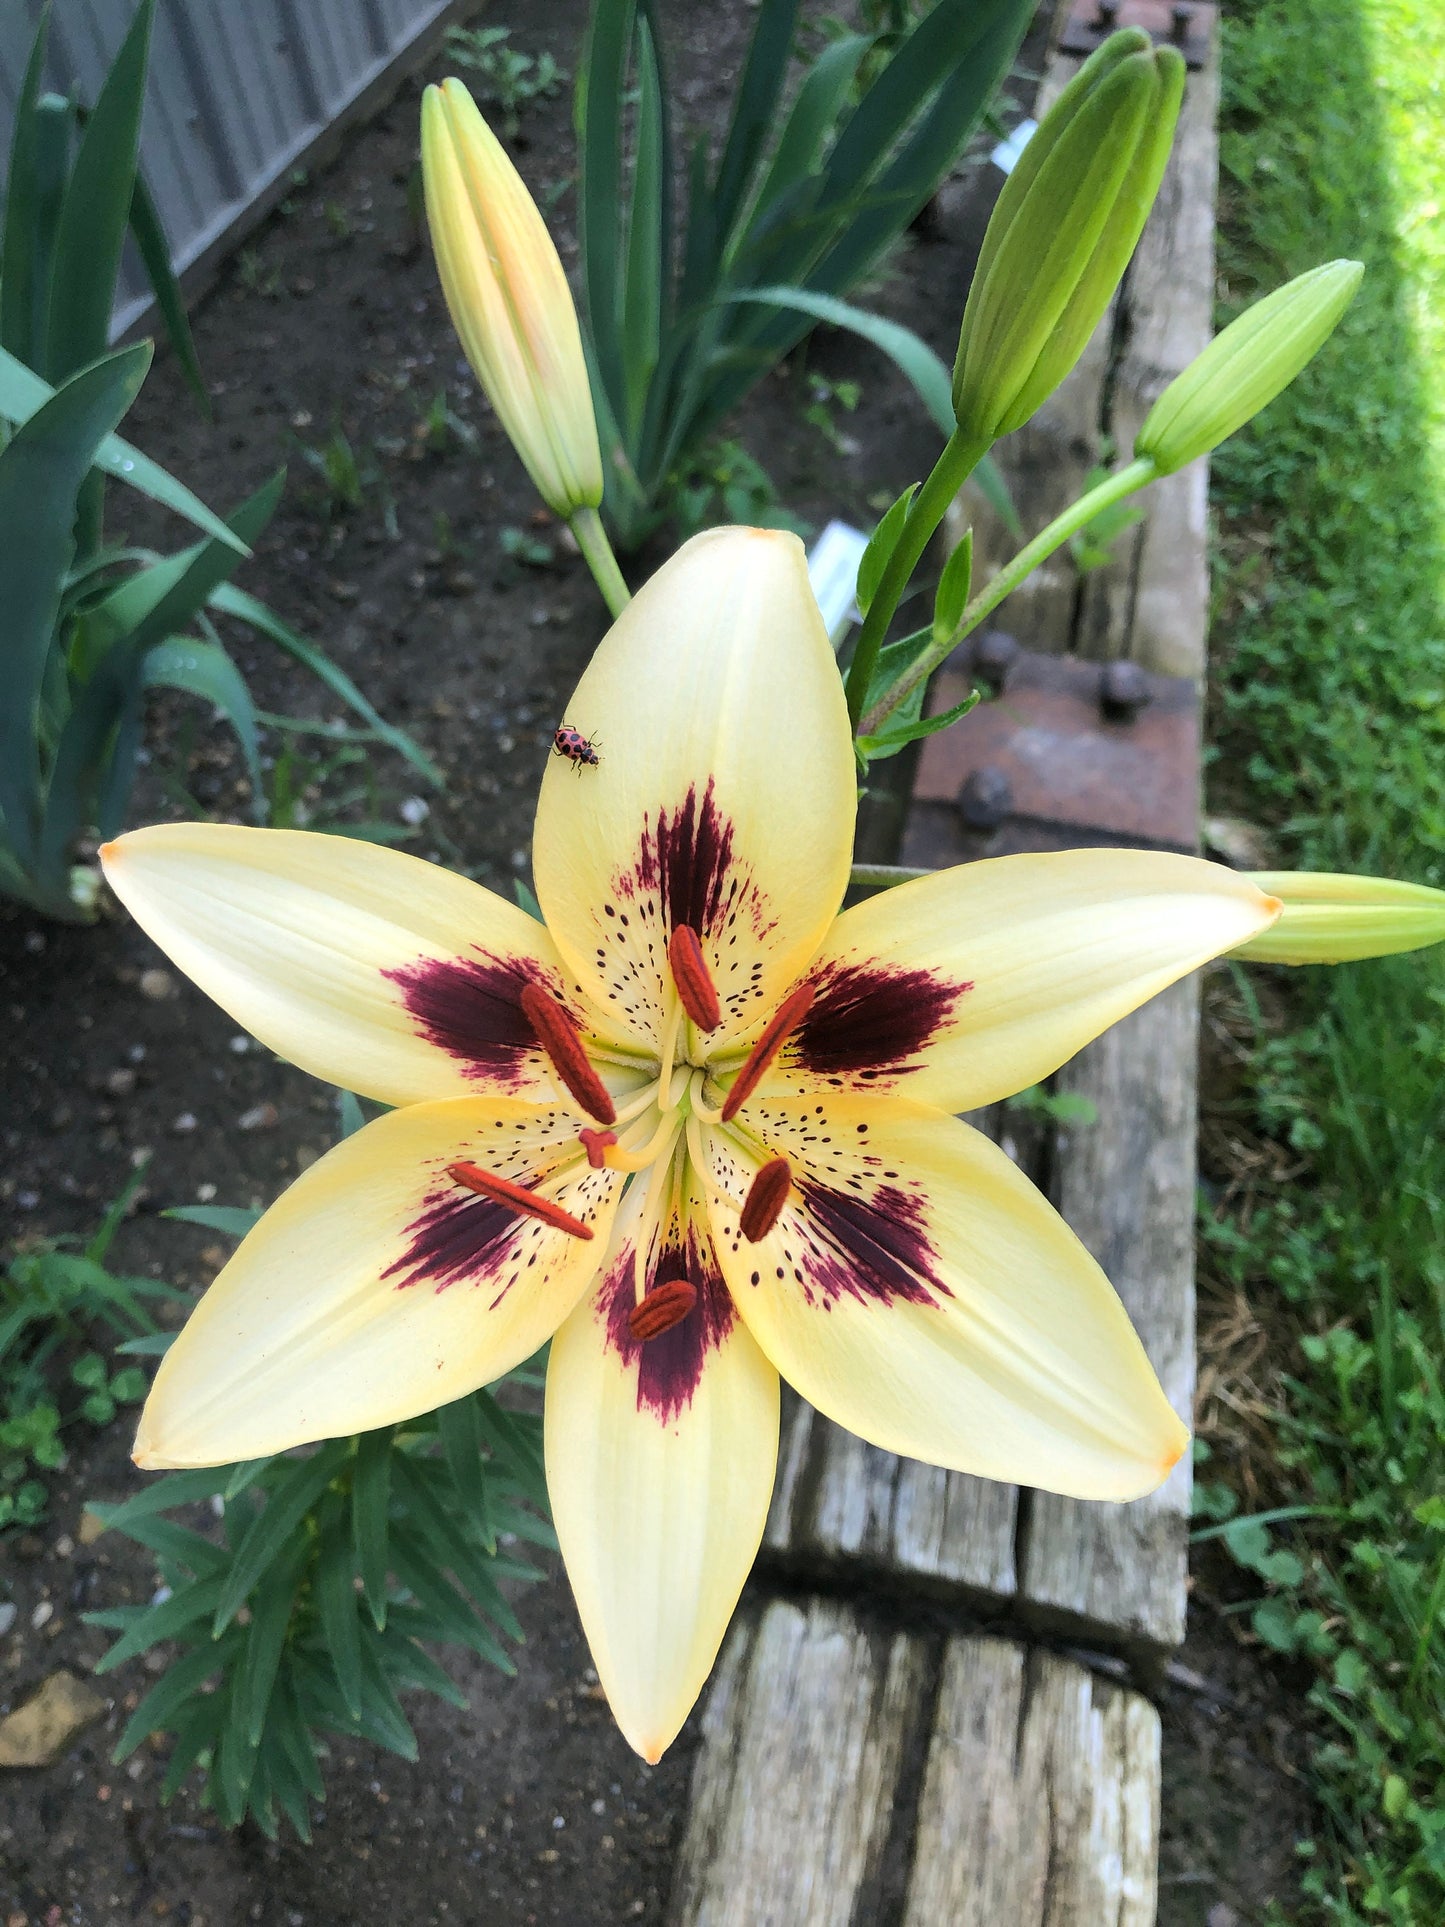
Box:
[1,2,1314,1921]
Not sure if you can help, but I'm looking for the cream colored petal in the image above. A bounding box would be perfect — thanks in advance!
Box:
[135,1098,620,1467]
[532,528,856,1054]
[101,823,646,1109]
[768,849,1278,1112]
[705,1092,1186,1501]
[545,1167,779,1762]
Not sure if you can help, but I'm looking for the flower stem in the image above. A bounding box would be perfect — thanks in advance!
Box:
[848,863,931,891]
[859,455,1161,739]
[843,428,991,731]
[570,506,631,618]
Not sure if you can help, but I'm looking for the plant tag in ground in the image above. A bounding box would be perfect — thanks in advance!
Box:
[989,116,1037,175]
[806,520,871,645]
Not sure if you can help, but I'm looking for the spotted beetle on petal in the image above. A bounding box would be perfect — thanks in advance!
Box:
[552,722,601,770]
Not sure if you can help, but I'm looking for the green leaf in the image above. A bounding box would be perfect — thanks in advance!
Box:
[163,1204,263,1239]
[710,0,800,256]
[206,582,440,786]
[90,1572,227,1671]
[158,1695,225,1805]
[0,12,56,368]
[222,1459,271,1502]
[0,346,245,552]
[337,1090,366,1140]
[141,636,265,820]
[43,0,155,382]
[112,1634,236,1762]
[858,689,981,763]
[241,1537,309,1745]
[71,1351,107,1390]
[378,1633,469,1711]
[933,529,974,643]
[393,1457,521,1641]
[104,1511,229,1578]
[857,485,917,618]
[0,342,150,869]
[115,1331,176,1357]
[126,164,207,412]
[315,1502,365,1721]
[718,285,956,436]
[212,1439,351,1635]
[108,1366,148,1403]
[352,1426,394,1631]
[88,1464,239,1533]
[752,34,869,218]
[512,877,543,921]
[577,0,637,420]
[472,1389,549,1511]
[620,10,666,441]
[437,1394,495,1553]
[387,1530,516,1674]
[353,1626,420,1759]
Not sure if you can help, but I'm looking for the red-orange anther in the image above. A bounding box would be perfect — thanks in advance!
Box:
[520,982,617,1124]
[739,1157,792,1242]
[578,1127,617,1169]
[720,982,816,1122]
[668,923,722,1032]
[627,1277,698,1341]
[448,1161,594,1239]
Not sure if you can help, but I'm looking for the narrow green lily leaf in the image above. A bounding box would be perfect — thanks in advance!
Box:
[710,0,800,255]
[163,1204,263,1238]
[719,285,955,435]
[620,10,665,440]
[337,1089,367,1139]
[90,1572,226,1672]
[933,528,974,642]
[87,1465,237,1533]
[44,0,154,381]
[0,10,54,367]
[159,1697,225,1805]
[352,1426,395,1631]
[437,1393,495,1553]
[395,1457,520,1639]
[380,1635,469,1710]
[141,635,265,820]
[126,164,208,411]
[212,1439,351,1636]
[314,1503,365,1722]
[353,1628,420,1759]
[472,1389,548,1510]
[859,688,981,762]
[577,0,636,416]
[751,33,869,219]
[0,342,150,868]
[112,1636,235,1763]
[857,485,917,618]
[0,348,246,552]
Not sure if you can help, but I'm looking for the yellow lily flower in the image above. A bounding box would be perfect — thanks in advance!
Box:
[421,76,603,517]
[100,528,1280,1763]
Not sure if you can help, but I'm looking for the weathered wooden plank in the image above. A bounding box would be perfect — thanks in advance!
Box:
[764,1391,1019,1601]
[1021,981,1199,1654]
[670,1599,931,1927]
[902,1636,1161,1927]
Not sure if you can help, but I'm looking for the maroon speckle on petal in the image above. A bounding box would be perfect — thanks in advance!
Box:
[796,1180,946,1311]
[601,1226,735,1424]
[384,1184,520,1294]
[636,781,740,939]
[792,960,970,1082]
[385,951,543,1089]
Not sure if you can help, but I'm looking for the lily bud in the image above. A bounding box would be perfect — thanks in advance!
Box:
[1233,871,1445,964]
[421,77,603,516]
[952,30,1185,443]
[1136,261,1363,474]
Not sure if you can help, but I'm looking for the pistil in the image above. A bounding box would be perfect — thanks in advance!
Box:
[519,983,617,1124]
[668,924,722,1031]
[448,1161,594,1238]
[720,982,816,1121]
[578,1128,617,1168]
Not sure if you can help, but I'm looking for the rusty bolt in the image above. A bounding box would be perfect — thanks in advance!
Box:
[958,765,1013,830]
[1170,3,1194,42]
[970,629,1020,689]
[1100,658,1151,721]
[1093,0,1119,27]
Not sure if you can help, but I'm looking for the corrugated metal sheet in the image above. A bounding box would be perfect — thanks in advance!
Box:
[0,0,458,336]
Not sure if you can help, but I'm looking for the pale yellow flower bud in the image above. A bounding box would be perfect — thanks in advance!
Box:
[421,77,603,516]
[1135,261,1362,474]
[1233,871,1445,964]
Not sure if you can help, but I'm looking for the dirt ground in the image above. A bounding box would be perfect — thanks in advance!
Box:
[1,1,1314,1921]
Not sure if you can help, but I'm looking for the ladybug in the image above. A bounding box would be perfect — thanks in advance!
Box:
[552,722,601,771]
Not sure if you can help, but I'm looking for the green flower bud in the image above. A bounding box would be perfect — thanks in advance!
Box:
[1234,871,1445,964]
[952,30,1185,444]
[1136,261,1363,474]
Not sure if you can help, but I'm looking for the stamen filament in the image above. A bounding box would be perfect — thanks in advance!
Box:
[631,1149,678,1305]
[519,984,616,1124]
[655,983,685,1089]
[448,1161,593,1239]
[668,924,722,1031]
[687,1068,726,1123]
[720,982,816,1122]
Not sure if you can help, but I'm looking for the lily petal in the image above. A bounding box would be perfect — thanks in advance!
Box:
[772,849,1279,1112]
[545,1167,779,1762]
[533,528,856,1053]
[101,824,644,1108]
[136,1098,619,1467]
[706,1092,1187,1500]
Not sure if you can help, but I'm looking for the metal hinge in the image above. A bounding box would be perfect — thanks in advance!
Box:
[901,631,1201,869]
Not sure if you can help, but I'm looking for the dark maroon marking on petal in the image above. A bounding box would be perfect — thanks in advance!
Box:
[601,1226,736,1424]
[636,781,738,939]
[384,951,543,1089]
[794,1179,947,1311]
[384,1185,520,1294]
[791,960,972,1081]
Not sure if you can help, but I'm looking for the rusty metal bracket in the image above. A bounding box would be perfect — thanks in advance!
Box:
[1059,0,1215,69]
[901,631,1200,869]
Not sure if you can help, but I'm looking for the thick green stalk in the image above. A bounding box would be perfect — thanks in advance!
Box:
[570,505,632,618]
[843,427,989,729]
[859,454,1159,737]
[848,862,930,891]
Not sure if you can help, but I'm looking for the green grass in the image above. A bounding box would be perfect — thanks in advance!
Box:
[1207,2,1445,1918]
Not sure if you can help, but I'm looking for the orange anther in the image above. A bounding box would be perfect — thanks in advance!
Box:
[627,1278,698,1341]
[739,1157,792,1242]
[520,983,617,1124]
[668,924,722,1032]
[720,982,816,1122]
[448,1161,593,1239]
